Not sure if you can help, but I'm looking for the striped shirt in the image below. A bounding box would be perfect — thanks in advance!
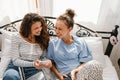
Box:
[11,33,44,67]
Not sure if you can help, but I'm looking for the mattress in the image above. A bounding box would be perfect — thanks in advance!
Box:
[103,55,119,80]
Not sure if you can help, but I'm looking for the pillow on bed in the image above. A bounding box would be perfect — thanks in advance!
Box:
[0,35,2,51]
[1,30,16,55]
[83,37,106,68]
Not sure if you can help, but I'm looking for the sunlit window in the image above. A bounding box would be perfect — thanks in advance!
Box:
[53,0,102,24]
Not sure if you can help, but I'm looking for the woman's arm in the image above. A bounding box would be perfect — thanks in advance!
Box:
[72,62,86,73]
[71,62,86,80]
[51,62,67,80]
[11,34,34,67]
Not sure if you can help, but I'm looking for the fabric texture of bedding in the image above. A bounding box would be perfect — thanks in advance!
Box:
[76,60,103,80]
[103,56,119,80]
[83,37,106,68]
[0,30,16,78]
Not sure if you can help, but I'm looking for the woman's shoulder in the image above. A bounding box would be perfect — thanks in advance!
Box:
[73,36,85,42]
[73,36,87,46]
[49,37,62,46]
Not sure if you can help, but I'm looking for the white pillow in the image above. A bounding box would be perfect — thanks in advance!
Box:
[83,37,106,68]
[0,35,2,51]
[1,30,17,55]
[0,30,17,78]
[2,38,11,56]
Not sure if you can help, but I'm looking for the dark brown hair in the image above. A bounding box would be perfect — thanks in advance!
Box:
[19,13,49,50]
[57,9,75,28]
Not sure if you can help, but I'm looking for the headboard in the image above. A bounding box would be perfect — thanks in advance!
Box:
[0,16,119,57]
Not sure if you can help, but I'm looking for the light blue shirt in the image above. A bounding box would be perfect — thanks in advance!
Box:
[47,36,92,74]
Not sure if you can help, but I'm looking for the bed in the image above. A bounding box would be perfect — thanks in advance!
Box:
[0,16,119,80]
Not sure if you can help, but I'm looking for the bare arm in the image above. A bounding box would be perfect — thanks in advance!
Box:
[51,62,67,80]
[71,62,86,80]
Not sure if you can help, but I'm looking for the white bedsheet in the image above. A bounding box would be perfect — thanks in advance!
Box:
[103,55,119,80]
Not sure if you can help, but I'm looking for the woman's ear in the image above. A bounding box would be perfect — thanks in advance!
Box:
[69,27,73,31]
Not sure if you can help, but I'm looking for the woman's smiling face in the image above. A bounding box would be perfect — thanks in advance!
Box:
[55,20,72,39]
[31,21,42,36]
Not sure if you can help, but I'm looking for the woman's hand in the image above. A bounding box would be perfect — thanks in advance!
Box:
[34,60,52,69]
[42,60,52,68]
[58,73,67,80]
[71,69,77,80]
[34,60,43,69]
[70,63,86,80]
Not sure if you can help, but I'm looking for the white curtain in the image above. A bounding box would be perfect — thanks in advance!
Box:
[38,0,53,16]
[0,0,36,26]
[97,0,120,30]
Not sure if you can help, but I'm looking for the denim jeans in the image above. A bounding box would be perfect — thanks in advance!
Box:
[3,61,41,80]
[23,67,41,79]
[3,62,20,80]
